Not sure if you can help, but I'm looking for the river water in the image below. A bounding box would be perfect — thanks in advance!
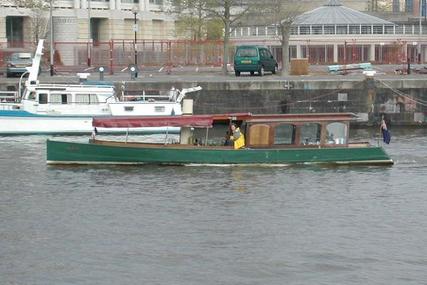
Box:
[1,128,427,285]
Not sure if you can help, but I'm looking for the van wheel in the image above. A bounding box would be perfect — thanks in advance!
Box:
[235,71,240,76]
[250,71,254,76]
[258,66,265,76]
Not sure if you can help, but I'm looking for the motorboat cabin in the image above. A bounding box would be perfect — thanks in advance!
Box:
[241,113,351,148]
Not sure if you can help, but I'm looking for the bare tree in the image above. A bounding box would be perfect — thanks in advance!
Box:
[263,0,302,76]
[203,0,260,75]
[169,0,210,40]
[369,0,392,11]
[11,0,49,44]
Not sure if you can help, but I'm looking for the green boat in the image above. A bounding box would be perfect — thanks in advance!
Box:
[46,113,394,166]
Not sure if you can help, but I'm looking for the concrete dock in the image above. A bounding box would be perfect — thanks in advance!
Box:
[1,65,426,125]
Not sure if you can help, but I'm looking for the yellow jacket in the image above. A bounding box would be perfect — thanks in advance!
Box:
[231,127,245,149]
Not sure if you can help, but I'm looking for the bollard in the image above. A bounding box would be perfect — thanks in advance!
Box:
[129,65,138,80]
[98,66,105,81]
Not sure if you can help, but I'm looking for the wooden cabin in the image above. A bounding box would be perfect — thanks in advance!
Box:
[241,113,354,148]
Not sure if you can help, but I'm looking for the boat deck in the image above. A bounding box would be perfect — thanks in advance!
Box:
[91,139,372,150]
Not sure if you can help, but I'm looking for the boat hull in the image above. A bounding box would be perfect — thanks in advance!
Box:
[0,115,179,135]
[46,140,394,166]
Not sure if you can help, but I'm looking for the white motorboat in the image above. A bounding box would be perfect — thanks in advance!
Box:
[0,40,201,135]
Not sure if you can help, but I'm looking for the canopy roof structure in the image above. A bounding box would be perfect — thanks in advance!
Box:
[92,113,252,128]
[93,113,356,129]
[294,0,394,26]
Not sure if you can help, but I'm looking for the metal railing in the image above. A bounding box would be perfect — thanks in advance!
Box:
[0,91,19,103]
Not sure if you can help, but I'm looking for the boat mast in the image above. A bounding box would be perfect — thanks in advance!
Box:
[27,39,44,85]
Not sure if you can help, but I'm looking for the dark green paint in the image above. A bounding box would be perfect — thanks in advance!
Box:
[47,140,394,166]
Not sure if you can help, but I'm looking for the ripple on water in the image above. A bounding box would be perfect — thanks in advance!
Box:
[1,130,427,284]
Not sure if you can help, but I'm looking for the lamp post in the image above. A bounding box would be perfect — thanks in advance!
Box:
[87,0,91,67]
[132,6,138,78]
[418,0,422,63]
[49,0,54,76]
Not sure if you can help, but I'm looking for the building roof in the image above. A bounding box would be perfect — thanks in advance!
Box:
[294,0,394,25]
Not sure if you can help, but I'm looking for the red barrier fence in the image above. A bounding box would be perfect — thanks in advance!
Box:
[0,39,422,74]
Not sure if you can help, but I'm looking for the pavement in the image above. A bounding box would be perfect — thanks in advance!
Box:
[0,63,426,85]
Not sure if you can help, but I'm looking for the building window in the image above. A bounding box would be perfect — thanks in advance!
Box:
[290,27,297,35]
[384,25,394,34]
[242,27,249,36]
[403,24,411,34]
[324,25,335,34]
[373,25,383,34]
[312,25,322,35]
[299,26,310,35]
[395,25,403,34]
[406,0,413,13]
[336,25,347,34]
[149,0,163,4]
[349,25,360,34]
[267,26,277,36]
[250,26,257,36]
[361,25,371,34]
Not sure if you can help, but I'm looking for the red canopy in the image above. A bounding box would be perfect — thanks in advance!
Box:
[93,112,355,128]
[92,113,252,128]
[93,115,212,128]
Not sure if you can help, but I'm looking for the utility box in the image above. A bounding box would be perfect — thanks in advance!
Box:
[290,58,309,75]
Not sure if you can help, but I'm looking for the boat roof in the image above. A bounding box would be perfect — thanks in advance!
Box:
[93,113,356,128]
[247,113,356,123]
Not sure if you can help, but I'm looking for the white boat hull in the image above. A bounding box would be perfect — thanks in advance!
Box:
[0,116,179,135]
[0,39,200,136]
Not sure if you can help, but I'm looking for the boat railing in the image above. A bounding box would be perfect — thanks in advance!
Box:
[0,102,21,110]
[122,94,174,102]
[32,83,114,90]
[0,91,19,103]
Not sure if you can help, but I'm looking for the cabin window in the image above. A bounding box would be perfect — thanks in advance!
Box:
[28,91,36,100]
[38,93,48,104]
[51,93,71,104]
[274,124,295,145]
[155,106,165,113]
[124,106,134,112]
[75,94,99,104]
[61,94,68,104]
[300,123,321,145]
[326,122,347,144]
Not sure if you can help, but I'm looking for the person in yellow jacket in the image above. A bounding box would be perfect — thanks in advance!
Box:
[230,123,245,149]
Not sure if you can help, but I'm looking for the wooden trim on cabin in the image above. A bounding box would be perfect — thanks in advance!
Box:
[245,119,351,149]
